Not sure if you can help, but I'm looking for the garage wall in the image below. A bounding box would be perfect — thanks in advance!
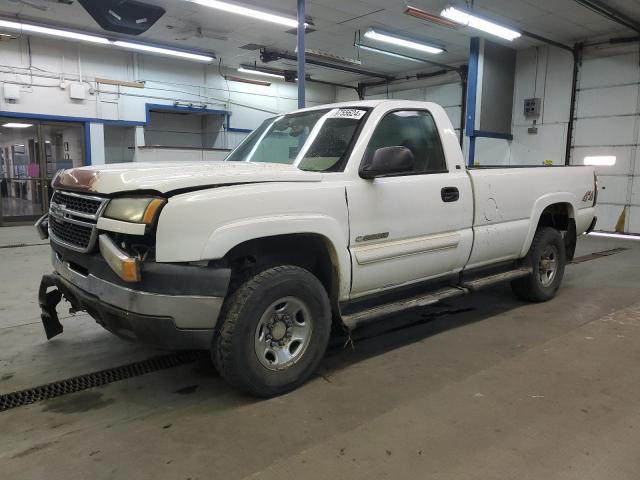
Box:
[573,48,640,234]
[337,71,464,140]
[0,36,336,162]
[511,43,640,234]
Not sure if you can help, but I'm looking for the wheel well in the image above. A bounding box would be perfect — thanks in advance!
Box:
[222,234,342,323]
[537,203,577,261]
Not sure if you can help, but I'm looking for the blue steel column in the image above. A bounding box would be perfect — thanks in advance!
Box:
[297,0,305,108]
[465,37,480,167]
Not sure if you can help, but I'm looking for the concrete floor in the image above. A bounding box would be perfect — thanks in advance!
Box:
[1,227,639,480]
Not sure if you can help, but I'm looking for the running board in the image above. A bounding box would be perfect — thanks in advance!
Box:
[342,267,532,329]
[460,267,531,292]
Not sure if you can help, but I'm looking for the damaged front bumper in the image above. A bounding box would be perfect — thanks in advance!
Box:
[39,249,231,350]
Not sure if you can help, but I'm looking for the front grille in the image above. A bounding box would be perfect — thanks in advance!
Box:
[49,190,108,253]
[49,216,94,249]
[51,191,103,216]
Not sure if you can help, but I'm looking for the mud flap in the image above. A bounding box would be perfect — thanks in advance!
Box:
[38,274,84,340]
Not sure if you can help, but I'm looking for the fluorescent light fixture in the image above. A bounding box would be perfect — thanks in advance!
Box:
[185,0,302,29]
[355,43,426,63]
[364,29,444,54]
[225,74,271,86]
[584,155,616,166]
[441,7,521,41]
[0,19,214,62]
[238,67,284,79]
[2,123,33,128]
[112,41,213,62]
[0,19,109,44]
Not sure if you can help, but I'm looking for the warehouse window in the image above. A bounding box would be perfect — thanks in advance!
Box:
[365,110,447,174]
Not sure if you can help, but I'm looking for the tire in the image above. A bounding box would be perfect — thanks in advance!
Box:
[511,226,566,302]
[213,265,331,397]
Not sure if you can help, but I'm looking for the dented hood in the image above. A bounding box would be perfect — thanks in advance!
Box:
[53,161,322,195]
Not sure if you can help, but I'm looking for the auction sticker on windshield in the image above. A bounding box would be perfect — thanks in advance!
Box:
[329,108,366,119]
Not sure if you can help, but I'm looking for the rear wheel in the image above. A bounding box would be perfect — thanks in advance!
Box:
[511,227,566,302]
[213,265,331,397]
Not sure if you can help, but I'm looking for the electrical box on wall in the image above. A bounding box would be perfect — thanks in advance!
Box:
[69,83,88,100]
[524,98,541,118]
[3,83,20,102]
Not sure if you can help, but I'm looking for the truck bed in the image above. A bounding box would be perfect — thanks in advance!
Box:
[466,165,596,269]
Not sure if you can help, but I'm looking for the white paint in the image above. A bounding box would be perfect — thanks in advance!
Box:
[0,34,336,163]
[510,44,639,233]
[66,100,595,301]
[88,123,105,165]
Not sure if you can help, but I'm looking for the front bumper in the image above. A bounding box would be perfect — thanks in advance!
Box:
[39,249,231,350]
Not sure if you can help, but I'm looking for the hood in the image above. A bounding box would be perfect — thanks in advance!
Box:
[53,161,323,195]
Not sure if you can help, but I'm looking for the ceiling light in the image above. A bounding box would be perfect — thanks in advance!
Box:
[0,19,214,62]
[185,0,303,29]
[440,7,521,41]
[363,29,444,54]
[225,74,271,86]
[2,123,33,128]
[355,43,426,63]
[0,19,109,44]
[404,6,458,29]
[112,41,213,62]
[584,155,616,166]
[304,48,361,66]
[238,67,284,79]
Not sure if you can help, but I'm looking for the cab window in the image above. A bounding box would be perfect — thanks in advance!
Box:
[364,110,447,174]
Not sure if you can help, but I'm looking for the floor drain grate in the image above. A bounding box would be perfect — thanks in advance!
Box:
[571,247,628,264]
[0,242,48,249]
[0,350,207,412]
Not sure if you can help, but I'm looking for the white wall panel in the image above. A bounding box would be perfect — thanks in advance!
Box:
[510,123,567,165]
[572,49,640,233]
[541,48,573,124]
[511,45,639,233]
[426,83,462,107]
[391,88,424,101]
[629,207,640,234]
[579,52,640,89]
[0,34,336,169]
[573,146,634,175]
[474,138,510,165]
[576,84,639,118]
[595,204,625,231]
[597,175,631,205]
[573,116,636,147]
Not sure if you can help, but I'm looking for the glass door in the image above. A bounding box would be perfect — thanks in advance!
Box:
[0,118,85,225]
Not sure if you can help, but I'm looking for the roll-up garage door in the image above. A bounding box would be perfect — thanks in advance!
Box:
[570,50,640,234]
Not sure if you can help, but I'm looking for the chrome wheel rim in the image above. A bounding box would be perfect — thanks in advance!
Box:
[254,296,313,371]
[538,245,559,287]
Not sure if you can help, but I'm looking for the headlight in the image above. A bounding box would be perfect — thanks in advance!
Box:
[103,197,166,224]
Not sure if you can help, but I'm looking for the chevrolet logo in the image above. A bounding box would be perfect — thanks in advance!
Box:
[49,202,65,220]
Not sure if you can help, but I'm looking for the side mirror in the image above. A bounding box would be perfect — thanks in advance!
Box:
[360,146,415,179]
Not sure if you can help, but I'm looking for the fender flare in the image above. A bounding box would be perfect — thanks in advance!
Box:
[200,214,351,298]
[519,193,577,257]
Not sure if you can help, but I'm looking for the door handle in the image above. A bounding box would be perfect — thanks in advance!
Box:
[441,187,459,202]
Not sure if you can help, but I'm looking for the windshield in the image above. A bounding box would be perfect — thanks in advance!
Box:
[226,108,368,172]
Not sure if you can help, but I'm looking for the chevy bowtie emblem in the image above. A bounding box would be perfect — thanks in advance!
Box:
[50,202,65,219]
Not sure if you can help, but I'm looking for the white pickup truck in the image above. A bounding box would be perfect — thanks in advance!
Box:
[37,100,597,396]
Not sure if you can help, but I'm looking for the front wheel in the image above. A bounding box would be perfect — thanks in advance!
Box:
[212,265,331,397]
[511,226,567,302]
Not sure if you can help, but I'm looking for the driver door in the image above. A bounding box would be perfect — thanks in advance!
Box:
[346,109,473,298]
